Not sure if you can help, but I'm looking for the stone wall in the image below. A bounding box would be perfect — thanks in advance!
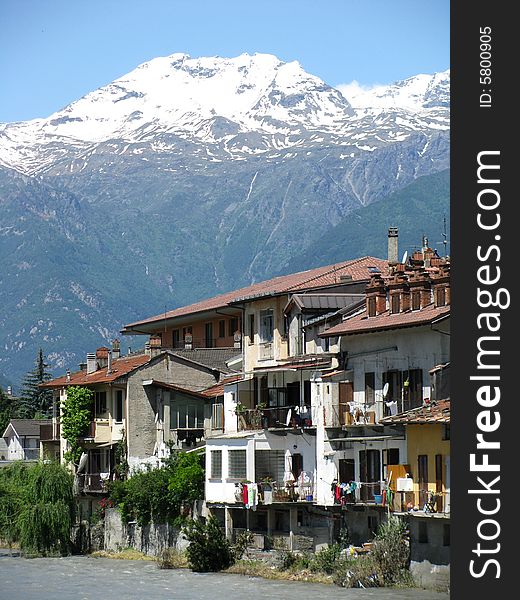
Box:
[103,508,188,556]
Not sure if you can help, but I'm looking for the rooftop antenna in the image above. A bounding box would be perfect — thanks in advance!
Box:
[442,215,448,257]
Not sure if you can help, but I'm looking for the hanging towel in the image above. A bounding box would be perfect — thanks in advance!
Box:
[286,408,292,426]
[243,484,249,507]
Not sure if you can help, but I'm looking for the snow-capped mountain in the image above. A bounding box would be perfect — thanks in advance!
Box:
[0,53,448,175]
[0,53,449,387]
[338,70,450,112]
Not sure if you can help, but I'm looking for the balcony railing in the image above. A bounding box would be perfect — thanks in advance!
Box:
[238,405,313,431]
[170,338,242,350]
[40,421,60,442]
[211,403,224,430]
[83,472,111,492]
[324,404,378,427]
[259,342,274,360]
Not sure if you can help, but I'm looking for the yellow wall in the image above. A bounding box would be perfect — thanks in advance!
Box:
[406,423,450,502]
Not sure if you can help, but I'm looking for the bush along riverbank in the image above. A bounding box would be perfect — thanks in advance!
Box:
[152,516,416,590]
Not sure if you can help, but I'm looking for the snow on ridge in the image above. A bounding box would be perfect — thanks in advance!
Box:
[337,69,450,112]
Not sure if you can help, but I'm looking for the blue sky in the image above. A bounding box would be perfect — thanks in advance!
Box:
[1,0,449,122]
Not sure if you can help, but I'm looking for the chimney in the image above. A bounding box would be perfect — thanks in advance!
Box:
[66,370,71,383]
[7,386,12,396]
[388,227,399,264]
[149,335,162,358]
[86,353,97,374]
[112,339,121,359]
[96,347,109,368]
[107,351,113,374]
[79,362,87,372]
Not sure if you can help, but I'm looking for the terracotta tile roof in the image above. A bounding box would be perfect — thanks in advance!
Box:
[380,399,451,424]
[321,303,450,337]
[201,375,243,398]
[122,256,387,331]
[41,354,151,388]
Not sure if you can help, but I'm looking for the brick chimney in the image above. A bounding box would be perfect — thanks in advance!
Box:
[366,275,387,316]
[388,227,399,265]
[148,335,162,358]
[96,347,109,369]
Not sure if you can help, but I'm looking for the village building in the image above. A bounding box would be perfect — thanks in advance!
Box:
[41,340,238,493]
[2,419,51,461]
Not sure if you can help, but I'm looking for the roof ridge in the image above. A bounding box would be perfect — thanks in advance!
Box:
[285,256,374,292]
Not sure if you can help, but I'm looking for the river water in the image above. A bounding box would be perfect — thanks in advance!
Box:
[0,550,449,600]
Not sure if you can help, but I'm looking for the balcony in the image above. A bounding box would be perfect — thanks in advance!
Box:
[237,405,313,431]
[83,472,111,493]
[79,420,112,443]
[324,404,377,427]
[40,421,60,442]
[170,338,242,350]
[258,342,274,360]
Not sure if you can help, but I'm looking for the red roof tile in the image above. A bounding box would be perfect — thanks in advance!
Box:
[321,303,450,337]
[201,375,243,398]
[122,257,388,332]
[42,354,151,388]
[380,399,451,424]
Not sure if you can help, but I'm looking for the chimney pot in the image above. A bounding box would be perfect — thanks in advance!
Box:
[86,353,97,375]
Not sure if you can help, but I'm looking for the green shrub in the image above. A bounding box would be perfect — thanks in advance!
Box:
[310,543,342,574]
[333,555,382,588]
[183,517,234,572]
[108,451,205,527]
[371,516,411,585]
[332,517,412,588]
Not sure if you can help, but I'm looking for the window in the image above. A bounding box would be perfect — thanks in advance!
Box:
[228,449,247,479]
[411,291,421,311]
[114,390,124,422]
[228,317,239,337]
[404,368,423,410]
[418,521,429,543]
[95,391,107,416]
[249,314,255,344]
[391,293,400,314]
[210,450,222,479]
[218,320,225,338]
[365,372,375,405]
[443,524,451,546]
[205,323,213,348]
[368,296,376,317]
[442,424,451,440]
[259,309,274,343]
[172,329,180,347]
[170,393,205,429]
[291,453,303,480]
[255,449,285,484]
[436,286,446,307]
